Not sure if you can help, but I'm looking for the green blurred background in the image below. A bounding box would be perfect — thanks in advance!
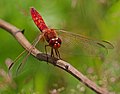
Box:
[0,0,120,94]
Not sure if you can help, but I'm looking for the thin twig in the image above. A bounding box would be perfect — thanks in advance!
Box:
[0,19,109,94]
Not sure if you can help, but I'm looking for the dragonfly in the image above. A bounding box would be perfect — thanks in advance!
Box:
[9,7,114,72]
[30,7,113,58]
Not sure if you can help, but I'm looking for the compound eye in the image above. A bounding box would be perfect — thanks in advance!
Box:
[57,38,62,44]
[49,38,62,49]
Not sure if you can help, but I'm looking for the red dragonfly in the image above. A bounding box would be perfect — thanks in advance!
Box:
[30,7,113,59]
[9,7,114,72]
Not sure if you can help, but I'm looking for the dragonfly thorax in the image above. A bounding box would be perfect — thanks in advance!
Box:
[49,37,62,49]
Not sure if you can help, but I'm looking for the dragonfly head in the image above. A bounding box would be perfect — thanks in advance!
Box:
[49,38,62,49]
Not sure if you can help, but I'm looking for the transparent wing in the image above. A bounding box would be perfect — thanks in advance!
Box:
[55,29,114,58]
[35,33,48,53]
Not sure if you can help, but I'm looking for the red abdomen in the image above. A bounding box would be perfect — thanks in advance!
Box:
[30,7,48,31]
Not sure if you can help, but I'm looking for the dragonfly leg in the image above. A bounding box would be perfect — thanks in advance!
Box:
[51,48,54,57]
[55,49,61,59]
[45,45,49,62]
[57,49,61,59]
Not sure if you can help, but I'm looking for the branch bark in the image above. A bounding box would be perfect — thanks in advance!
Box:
[0,19,109,94]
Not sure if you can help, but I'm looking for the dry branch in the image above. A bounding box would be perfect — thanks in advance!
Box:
[0,19,109,94]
